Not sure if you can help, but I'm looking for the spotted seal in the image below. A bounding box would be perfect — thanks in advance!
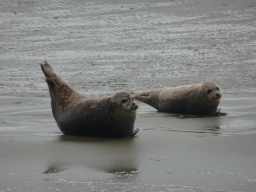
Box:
[132,81,222,115]
[41,61,139,137]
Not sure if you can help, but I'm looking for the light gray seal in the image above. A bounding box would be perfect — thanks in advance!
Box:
[41,61,139,137]
[132,81,222,115]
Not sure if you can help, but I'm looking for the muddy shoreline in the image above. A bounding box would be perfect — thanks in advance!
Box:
[1,0,256,191]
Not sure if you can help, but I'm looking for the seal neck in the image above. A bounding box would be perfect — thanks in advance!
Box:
[113,109,137,135]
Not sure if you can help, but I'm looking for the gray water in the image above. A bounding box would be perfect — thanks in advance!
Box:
[0,0,256,191]
[1,0,256,135]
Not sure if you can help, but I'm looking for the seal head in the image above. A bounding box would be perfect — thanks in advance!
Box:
[200,81,222,106]
[111,92,138,136]
[132,81,222,115]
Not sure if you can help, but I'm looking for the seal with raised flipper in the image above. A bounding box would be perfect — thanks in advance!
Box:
[41,61,139,137]
[132,81,222,115]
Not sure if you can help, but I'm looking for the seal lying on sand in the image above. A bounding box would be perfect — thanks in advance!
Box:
[132,81,222,115]
[41,61,139,137]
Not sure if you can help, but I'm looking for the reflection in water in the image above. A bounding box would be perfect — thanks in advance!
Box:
[106,167,139,174]
[105,165,139,183]
[162,128,221,136]
[207,126,220,130]
[136,107,224,135]
[58,134,111,143]
[165,110,227,119]
[42,134,139,177]
[43,164,66,174]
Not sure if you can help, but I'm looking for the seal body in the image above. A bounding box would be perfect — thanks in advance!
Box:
[132,81,222,115]
[41,61,138,137]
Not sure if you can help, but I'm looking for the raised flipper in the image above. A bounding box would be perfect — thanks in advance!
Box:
[41,61,69,90]
[41,61,85,104]
[41,61,56,78]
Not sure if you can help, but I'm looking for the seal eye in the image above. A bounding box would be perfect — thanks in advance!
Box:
[122,99,127,103]
[206,89,212,94]
[216,87,219,91]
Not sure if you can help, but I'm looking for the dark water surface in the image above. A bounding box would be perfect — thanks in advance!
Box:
[0,0,256,191]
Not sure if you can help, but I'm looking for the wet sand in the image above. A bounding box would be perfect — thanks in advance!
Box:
[1,0,256,191]
[1,96,256,191]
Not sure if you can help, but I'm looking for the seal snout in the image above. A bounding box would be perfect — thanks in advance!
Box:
[211,92,222,101]
[132,102,138,110]
[216,92,221,98]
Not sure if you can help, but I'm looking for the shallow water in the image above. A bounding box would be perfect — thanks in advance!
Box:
[0,0,256,191]
[0,0,255,134]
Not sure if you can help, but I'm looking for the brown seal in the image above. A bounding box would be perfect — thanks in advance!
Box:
[41,61,139,137]
[132,81,222,115]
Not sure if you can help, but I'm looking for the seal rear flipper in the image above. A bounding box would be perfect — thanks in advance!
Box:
[41,61,86,103]
[136,96,151,104]
[131,90,153,97]
[41,61,56,78]
[41,61,67,87]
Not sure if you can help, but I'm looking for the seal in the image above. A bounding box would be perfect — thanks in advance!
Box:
[132,81,222,115]
[41,61,139,137]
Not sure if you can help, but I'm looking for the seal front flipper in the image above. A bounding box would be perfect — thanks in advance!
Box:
[210,108,222,115]
[125,128,139,137]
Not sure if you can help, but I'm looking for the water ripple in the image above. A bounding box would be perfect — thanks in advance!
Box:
[0,0,256,134]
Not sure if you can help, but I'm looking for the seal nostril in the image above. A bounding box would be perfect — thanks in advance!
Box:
[132,103,138,109]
